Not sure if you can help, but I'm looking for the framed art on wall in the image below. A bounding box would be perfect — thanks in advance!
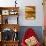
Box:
[9,10,18,15]
[2,10,9,15]
[25,6,36,20]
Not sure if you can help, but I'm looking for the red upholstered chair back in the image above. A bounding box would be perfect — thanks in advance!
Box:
[21,28,41,46]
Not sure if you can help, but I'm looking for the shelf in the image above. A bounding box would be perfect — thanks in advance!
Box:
[2,41,19,46]
[2,40,19,43]
[0,7,19,24]
[0,24,20,32]
[0,7,19,46]
[1,15,18,24]
[0,7,19,10]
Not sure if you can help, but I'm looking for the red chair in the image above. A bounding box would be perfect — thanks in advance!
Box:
[21,28,41,46]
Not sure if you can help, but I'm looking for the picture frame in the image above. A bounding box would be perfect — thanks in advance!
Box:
[9,10,18,15]
[25,6,36,20]
[2,10,9,15]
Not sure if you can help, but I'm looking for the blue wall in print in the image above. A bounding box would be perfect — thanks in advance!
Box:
[18,26,44,44]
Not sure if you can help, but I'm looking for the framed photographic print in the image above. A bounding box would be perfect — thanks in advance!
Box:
[2,10,9,15]
[9,9,18,15]
[9,10,15,15]
[25,6,36,20]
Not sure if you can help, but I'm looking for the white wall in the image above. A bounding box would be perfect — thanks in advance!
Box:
[0,0,43,26]
[18,0,44,26]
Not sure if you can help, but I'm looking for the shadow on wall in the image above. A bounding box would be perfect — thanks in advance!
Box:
[18,26,43,44]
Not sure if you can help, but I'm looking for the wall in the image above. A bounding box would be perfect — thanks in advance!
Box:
[0,0,44,26]
[0,0,44,44]
[18,0,43,26]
